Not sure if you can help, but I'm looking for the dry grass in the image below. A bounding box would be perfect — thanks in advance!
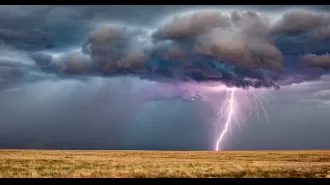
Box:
[0,150,330,178]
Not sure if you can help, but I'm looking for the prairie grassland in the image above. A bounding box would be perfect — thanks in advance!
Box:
[0,150,330,178]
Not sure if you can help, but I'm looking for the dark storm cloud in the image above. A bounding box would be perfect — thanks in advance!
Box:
[152,11,232,40]
[1,6,330,90]
[301,53,330,69]
[152,10,280,73]
[272,10,328,34]
[147,9,330,87]
[270,9,330,42]
[30,52,53,67]
[56,51,92,73]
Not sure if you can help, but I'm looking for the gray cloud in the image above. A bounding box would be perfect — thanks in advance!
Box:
[194,31,282,71]
[56,51,92,73]
[272,10,329,34]
[152,10,271,40]
[301,53,330,69]
[83,24,146,71]
[262,75,330,106]
[115,50,149,69]
[0,44,35,66]
[0,7,329,77]
[151,10,282,71]
[30,52,54,67]
[152,11,231,40]
[230,11,271,38]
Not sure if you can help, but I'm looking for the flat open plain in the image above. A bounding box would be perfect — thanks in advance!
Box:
[0,150,330,178]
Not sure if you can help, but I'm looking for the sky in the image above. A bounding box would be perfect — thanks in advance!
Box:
[0,5,330,150]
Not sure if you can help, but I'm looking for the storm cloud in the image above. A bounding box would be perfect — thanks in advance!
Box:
[301,53,330,69]
[0,7,329,91]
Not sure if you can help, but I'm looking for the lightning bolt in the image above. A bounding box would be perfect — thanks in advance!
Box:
[215,88,236,151]
[213,88,271,151]
[212,90,229,132]
[254,92,270,125]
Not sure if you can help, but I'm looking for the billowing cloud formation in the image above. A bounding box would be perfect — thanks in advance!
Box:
[56,51,92,73]
[194,32,282,71]
[1,7,330,92]
[301,53,330,69]
[272,10,330,37]
[152,11,232,40]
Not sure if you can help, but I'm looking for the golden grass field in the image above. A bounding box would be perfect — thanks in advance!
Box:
[0,150,330,178]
